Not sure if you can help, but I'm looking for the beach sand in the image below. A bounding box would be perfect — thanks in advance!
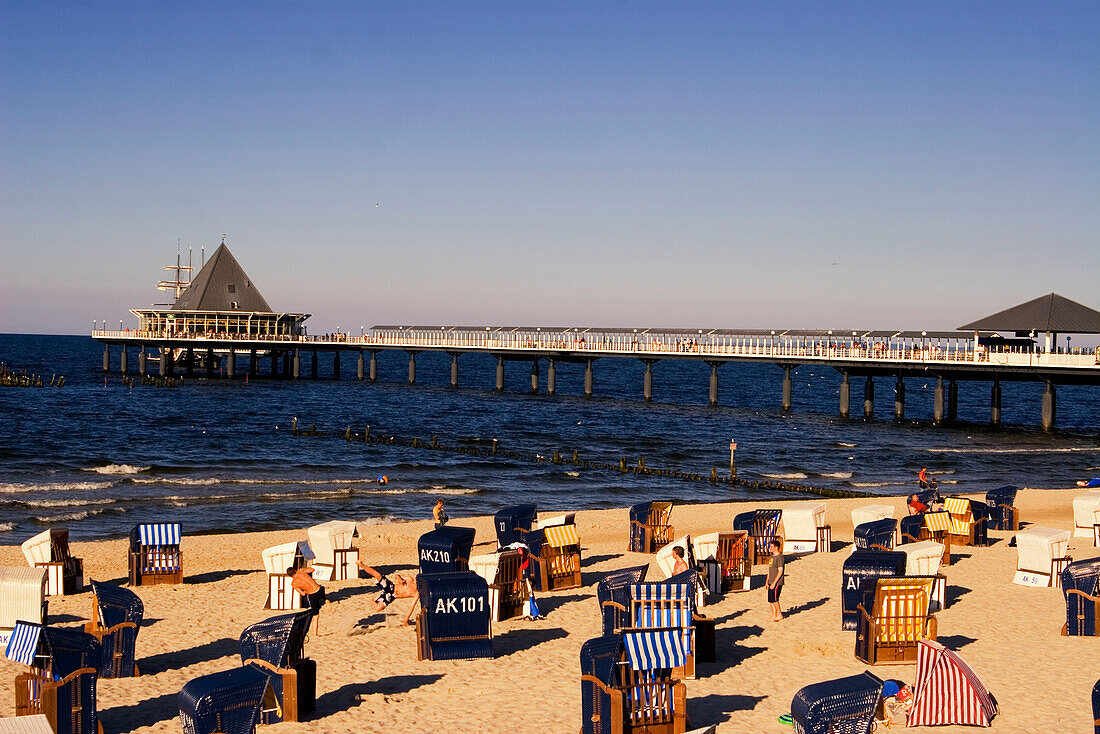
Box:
[1,487,1096,733]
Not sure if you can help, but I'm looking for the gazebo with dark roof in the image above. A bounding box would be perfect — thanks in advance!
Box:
[959,293,1100,351]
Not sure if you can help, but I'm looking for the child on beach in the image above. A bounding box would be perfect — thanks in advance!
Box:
[433,497,449,528]
[766,539,785,622]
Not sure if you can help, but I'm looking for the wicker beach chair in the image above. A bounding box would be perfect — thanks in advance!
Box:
[306,520,358,581]
[417,526,476,575]
[629,501,674,553]
[621,578,710,680]
[0,567,48,647]
[494,503,538,549]
[853,518,898,552]
[841,551,906,630]
[21,529,83,596]
[791,671,884,734]
[899,514,924,543]
[239,610,315,723]
[526,520,582,591]
[261,540,313,610]
[1013,526,1071,587]
[414,572,492,661]
[128,523,183,586]
[943,497,988,547]
[855,577,937,664]
[5,622,101,734]
[782,502,830,554]
[712,531,752,593]
[469,549,528,622]
[597,566,649,636]
[732,509,782,565]
[1093,678,1100,734]
[985,486,1020,531]
[179,665,271,734]
[1062,558,1100,636]
[83,580,142,678]
[580,633,689,734]
[900,541,947,612]
[851,504,894,529]
[1074,491,1100,543]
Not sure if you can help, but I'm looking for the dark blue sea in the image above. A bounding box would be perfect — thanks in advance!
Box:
[2,333,1098,543]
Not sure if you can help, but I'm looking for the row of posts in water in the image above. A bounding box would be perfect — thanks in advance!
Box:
[288,417,868,500]
[0,365,64,388]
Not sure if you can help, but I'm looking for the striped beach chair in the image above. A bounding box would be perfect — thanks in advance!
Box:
[1062,558,1100,636]
[417,526,475,575]
[84,580,143,678]
[469,549,527,622]
[179,665,271,734]
[943,497,986,547]
[791,671,884,734]
[840,551,906,630]
[597,566,649,636]
[128,523,183,586]
[494,503,538,549]
[855,577,937,664]
[629,501,674,553]
[239,611,315,723]
[732,509,782,565]
[625,581,703,679]
[5,622,100,734]
[907,639,997,727]
[901,540,947,611]
[306,520,358,581]
[21,529,83,596]
[261,540,314,610]
[579,632,688,734]
[414,572,493,661]
[527,519,582,591]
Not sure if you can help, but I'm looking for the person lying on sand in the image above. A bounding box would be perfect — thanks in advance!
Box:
[357,561,420,624]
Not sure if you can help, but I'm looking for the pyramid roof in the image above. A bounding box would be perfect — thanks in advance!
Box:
[172,244,273,312]
[958,293,1100,334]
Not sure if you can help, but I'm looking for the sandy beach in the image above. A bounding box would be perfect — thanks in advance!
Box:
[2,487,1097,734]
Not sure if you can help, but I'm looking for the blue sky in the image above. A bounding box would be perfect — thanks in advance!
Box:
[1,2,1097,334]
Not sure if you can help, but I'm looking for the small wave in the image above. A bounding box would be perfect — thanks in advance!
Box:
[132,478,220,486]
[928,469,956,475]
[0,522,14,532]
[565,471,580,477]
[819,472,853,479]
[35,509,106,523]
[847,481,904,488]
[28,498,118,508]
[0,481,113,494]
[131,477,390,487]
[931,447,1100,455]
[84,464,150,475]
[762,472,808,480]
[937,479,958,485]
[834,442,857,448]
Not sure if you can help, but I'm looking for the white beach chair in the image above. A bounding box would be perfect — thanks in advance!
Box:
[0,567,47,649]
[783,501,829,554]
[900,540,947,611]
[469,550,525,623]
[537,513,576,529]
[20,529,83,596]
[1073,491,1100,543]
[0,714,53,734]
[1013,526,1071,587]
[261,540,314,610]
[306,520,359,581]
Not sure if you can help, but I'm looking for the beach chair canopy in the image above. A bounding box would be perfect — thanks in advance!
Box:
[418,526,476,575]
[986,486,1018,508]
[21,529,71,566]
[622,629,687,671]
[1015,526,1070,571]
[90,580,144,630]
[908,639,997,727]
[239,610,312,669]
[791,671,884,734]
[306,520,357,567]
[416,572,492,660]
[525,521,580,559]
[1074,491,1100,537]
[494,504,538,548]
[5,622,100,678]
[841,551,906,630]
[1063,558,1100,596]
[854,518,897,551]
[131,523,181,551]
[0,566,47,628]
[691,532,721,562]
[179,664,270,734]
[917,487,942,506]
[899,514,925,543]
[783,502,827,539]
[851,504,894,528]
[261,540,314,576]
[732,509,782,535]
[538,513,575,529]
[597,565,649,635]
[901,541,944,577]
[0,715,53,734]
[859,577,934,630]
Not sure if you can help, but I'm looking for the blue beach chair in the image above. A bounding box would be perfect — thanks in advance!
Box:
[5,621,101,734]
[179,665,271,734]
[415,572,492,661]
[239,611,315,723]
[128,522,183,586]
[494,504,538,548]
[85,580,143,678]
[841,551,906,630]
[1063,558,1100,637]
[1093,678,1100,734]
[579,632,688,734]
[899,514,925,544]
[597,566,649,636]
[732,509,783,564]
[985,486,1019,531]
[854,518,898,552]
[417,526,476,575]
[629,501,674,553]
[791,671,884,734]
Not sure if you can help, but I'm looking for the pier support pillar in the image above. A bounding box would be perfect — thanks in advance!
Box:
[547,360,556,395]
[450,354,459,388]
[357,352,364,381]
[530,360,539,393]
[947,380,958,424]
[369,352,377,382]
[838,372,850,419]
[187,348,196,377]
[270,351,279,378]
[159,348,168,377]
[894,375,905,420]
[782,367,792,411]
[584,360,594,397]
[138,349,147,376]
[864,376,874,419]
[282,351,291,378]
[1041,381,1056,432]
[249,349,257,377]
[206,348,215,378]
[496,357,505,392]
[990,380,1002,426]
[643,360,655,401]
[933,377,945,426]
[708,362,719,406]
[408,353,416,385]
[292,350,301,379]
[119,348,128,375]
[333,351,341,380]
[226,350,235,379]
[311,351,318,379]
[102,344,110,373]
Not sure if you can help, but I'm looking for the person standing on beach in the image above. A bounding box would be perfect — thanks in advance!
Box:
[433,498,449,528]
[918,466,929,489]
[766,539,785,621]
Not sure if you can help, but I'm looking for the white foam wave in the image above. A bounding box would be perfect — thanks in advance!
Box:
[565,471,580,477]
[835,442,857,448]
[33,498,117,508]
[819,472,853,479]
[928,469,956,475]
[848,481,904,488]
[762,472,808,480]
[0,481,113,494]
[84,464,150,475]
[0,522,14,532]
[35,509,106,523]
[931,447,1100,455]
[131,476,391,487]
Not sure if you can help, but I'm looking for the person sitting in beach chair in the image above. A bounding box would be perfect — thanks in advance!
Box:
[357,561,420,624]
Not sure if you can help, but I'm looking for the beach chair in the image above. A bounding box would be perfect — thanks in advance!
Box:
[985,486,1020,531]
[622,579,708,679]
[417,526,476,575]
[526,520,582,591]
[261,540,314,610]
[900,541,947,612]
[21,529,83,596]
[414,572,492,661]
[917,510,953,565]
[853,518,898,552]
[494,503,538,548]
[239,610,315,723]
[732,509,782,565]
[597,566,649,636]
[469,549,528,622]
[579,633,689,734]
[855,577,937,664]
[629,501,674,554]
[0,567,48,649]
[1013,526,1071,587]
[690,531,749,597]
[0,715,53,733]
[179,665,271,734]
[907,639,998,726]
[5,622,101,734]
[943,497,987,547]
[791,671,884,734]
[782,502,830,554]
[128,523,183,586]
[841,551,906,630]
[306,520,358,581]
[83,581,142,678]
[1074,491,1100,544]
[1094,679,1100,734]
[899,514,924,543]
[1062,558,1100,636]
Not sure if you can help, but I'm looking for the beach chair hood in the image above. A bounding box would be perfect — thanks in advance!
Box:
[597,565,649,635]
[908,639,997,726]
[494,504,538,548]
[579,635,624,734]
[791,671,883,734]
[239,611,312,668]
[841,551,906,630]
[179,665,270,734]
[5,622,100,679]
[416,572,492,660]
[21,530,55,566]
[90,580,144,630]
[261,540,313,575]
[418,526,476,574]
[899,514,925,543]
[854,518,897,551]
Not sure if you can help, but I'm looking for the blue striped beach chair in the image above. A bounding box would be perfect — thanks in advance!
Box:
[791,671,884,734]
[629,501,674,553]
[580,632,688,734]
[84,580,143,678]
[732,509,782,565]
[179,665,271,734]
[417,526,476,575]
[5,622,101,734]
[415,572,493,661]
[1062,558,1100,637]
[494,504,538,549]
[625,581,702,679]
[854,518,898,552]
[239,611,315,723]
[128,523,183,586]
[597,566,649,636]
